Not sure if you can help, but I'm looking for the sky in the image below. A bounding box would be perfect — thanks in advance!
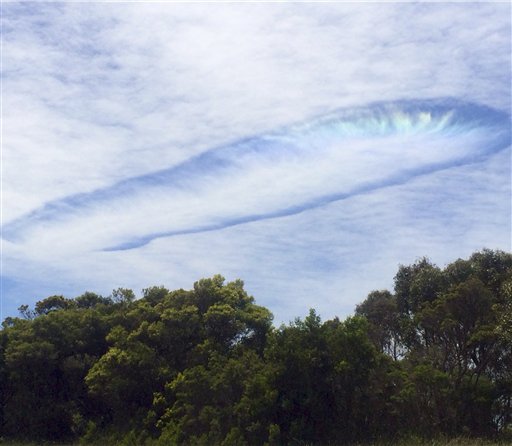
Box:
[1,1,511,324]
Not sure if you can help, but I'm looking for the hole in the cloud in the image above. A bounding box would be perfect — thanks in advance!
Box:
[4,98,510,251]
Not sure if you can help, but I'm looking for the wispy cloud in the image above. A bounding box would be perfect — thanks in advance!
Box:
[4,98,510,253]
[2,2,510,322]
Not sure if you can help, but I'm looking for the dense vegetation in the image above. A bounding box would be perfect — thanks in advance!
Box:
[1,249,511,445]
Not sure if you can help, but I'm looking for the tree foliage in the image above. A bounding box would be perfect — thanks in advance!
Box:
[0,250,511,444]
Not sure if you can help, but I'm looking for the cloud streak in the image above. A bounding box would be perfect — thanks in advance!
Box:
[4,98,509,252]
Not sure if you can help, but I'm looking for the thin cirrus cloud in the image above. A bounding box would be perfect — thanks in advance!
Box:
[4,98,510,253]
[1,2,510,323]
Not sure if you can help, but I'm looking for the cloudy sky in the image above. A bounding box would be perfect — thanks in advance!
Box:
[1,1,511,324]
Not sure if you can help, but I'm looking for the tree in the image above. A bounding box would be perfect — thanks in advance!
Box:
[35,295,74,315]
[267,311,380,444]
[394,250,512,437]
[156,350,276,445]
[1,252,510,444]
[83,276,273,443]
[142,286,169,306]
[2,309,110,440]
[75,292,112,309]
[356,290,403,359]
[110,287,136,305]
[394,258,445,317]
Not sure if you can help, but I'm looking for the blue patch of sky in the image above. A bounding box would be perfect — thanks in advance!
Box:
[1,276,33,322]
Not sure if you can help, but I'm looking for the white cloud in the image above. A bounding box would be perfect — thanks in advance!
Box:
[1,2,510,321]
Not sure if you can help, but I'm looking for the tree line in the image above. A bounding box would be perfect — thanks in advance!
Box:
[0,249,511,445]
